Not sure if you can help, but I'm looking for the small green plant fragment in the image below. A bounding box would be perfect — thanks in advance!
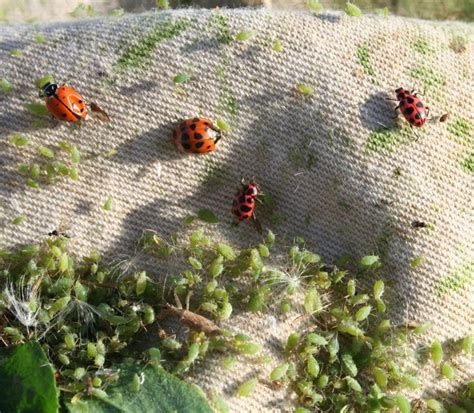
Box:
[37,146,54,158]
[173,73,191,84]
[36,74,55,89]
[35,32,45,44]
[463,335,473,355]
[235,31,256,42]
[346,2,363,17]
[297,84,314,95]
[103,196,113,211]
[115,20,190,71]
[109,8,125,17]
[410,256,424,268]
[306,0,323,13]
[216,119,230,132]
[237,377,258,396]
[11,216,25,225]
[273,39,282,52]
[412,38,434,54]
[0,78,12,94]
[156,0,170,9]
[197,208,219,223]
[9,49,22,57]
[461,152,474,173]
[26,102,49,117]
[356,43,375,76]
[10,135,29,147]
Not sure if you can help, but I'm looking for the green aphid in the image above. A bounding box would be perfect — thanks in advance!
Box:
[237,377,258,396]
[270,363,289,381]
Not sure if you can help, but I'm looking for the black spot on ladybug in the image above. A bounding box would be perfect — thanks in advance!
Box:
[415,113,421,119]
[190,124,196,130]
[240,205,252,213]
[204,122,211,127]
[183,143,191,150]
[407,97,414,104]
[61,87,65,90]
[242,214,250,220]
[246,197,254,203]
[55,103,59,107]
[397,93,405,100]
[78,100,83,103]
[194,133,203,140]
[80,108,84,113]
[403,107,414,115]
[416,101,424,108]
[62,114,67,117]
[195,142,204,149]
[239,195,246,203]
[408,118,416,124]
[181,133,190,141]
[192,117,199,122]
[206,144,211,149]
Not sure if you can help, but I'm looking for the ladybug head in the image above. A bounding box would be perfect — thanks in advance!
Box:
[395,87,408,101]
[42,82,58,97]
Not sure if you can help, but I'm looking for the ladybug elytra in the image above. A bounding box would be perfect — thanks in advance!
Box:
[173,118,221,154]
[395,88,429,128]
[42,82,88,122]
[232,181,258,222]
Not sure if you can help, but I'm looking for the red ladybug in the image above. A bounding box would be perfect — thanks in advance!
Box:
[173,118,221,154]
[41,82,109,122]
[232,181,258,222]
[395,88,429,128]
[42,83,88,122]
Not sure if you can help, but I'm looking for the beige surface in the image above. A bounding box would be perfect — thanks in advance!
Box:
[0,8,473,411]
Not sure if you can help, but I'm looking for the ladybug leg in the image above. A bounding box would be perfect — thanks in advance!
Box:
[426,107,430,119]
[252,213,263,234]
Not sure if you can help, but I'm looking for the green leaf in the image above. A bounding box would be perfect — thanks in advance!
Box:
[197,208,219,223]
[0,341,59,413]
[1,78,12,94]
[173,73,191,84]
[236,30,256,42]
[67,362,212,412]
[345,2,363,17]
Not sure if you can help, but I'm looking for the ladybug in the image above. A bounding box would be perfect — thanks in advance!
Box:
[173,118,221,154]
[394,88,429,128]
[42,82,88,122]
[232,180,260,226]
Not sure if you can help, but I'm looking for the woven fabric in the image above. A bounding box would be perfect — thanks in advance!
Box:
[0,8,473,411]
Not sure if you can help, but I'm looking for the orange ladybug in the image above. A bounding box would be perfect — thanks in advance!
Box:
[173,118,221,154]
[42,83,88,122]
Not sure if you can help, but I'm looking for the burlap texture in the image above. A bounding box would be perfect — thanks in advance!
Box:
[0,8,473,412]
